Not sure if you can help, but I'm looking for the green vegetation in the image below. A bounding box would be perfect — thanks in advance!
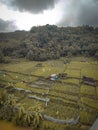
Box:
[0,57,98,130]
[0,25,98,62]
[0,22,98,130]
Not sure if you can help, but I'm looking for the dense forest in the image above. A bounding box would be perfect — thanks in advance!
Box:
[0,24,98,62]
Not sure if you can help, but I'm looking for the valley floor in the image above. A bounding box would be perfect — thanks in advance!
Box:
[0,57,98,130]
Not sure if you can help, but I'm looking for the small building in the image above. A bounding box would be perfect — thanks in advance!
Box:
[82,76,96,86]
[90,118,98,130]
[50,74,59,81]
[58,73,67,79]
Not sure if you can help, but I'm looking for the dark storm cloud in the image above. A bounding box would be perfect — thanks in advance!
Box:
[0,19,18,32]
[58,0,98,27]
[1,0,58,13]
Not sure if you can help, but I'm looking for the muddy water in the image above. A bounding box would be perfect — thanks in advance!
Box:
[0,121,31,130]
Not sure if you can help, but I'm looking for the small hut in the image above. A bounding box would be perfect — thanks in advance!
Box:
[82,76,96,86]
[58,73,67,79]
[50,74,59,81]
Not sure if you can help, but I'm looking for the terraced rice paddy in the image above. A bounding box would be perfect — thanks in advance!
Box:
[0,57,98,130]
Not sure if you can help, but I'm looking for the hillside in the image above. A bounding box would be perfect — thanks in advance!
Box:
[0,25,98,130]
[0,24,98,61]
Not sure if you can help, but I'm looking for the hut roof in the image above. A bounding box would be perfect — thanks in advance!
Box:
[51,74,57,77]
[83,76,95,82]
[50,74,59,81]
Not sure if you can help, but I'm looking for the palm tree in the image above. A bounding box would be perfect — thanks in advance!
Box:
[0,90,7,106]
[17,103,25,119]
[14,103,26,125]
[32,103,44,128]
[24,111,33,126]
[33,110,43,128]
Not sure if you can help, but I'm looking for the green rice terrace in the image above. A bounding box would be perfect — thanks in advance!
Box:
[0,57,98,130]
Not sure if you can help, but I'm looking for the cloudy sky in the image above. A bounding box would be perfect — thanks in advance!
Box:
[0,0,98,32]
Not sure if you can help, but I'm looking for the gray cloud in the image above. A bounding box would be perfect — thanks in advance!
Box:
[58,0,98,27]
[0,19,18,32]
[1,0,98,27]
[1,0,58,13]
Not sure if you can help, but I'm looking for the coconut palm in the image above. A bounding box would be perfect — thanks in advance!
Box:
[14,103,26,126]
[17,103,25,119]
[32,103,43,128]
[24,111,33,126]
[33,110,43,128]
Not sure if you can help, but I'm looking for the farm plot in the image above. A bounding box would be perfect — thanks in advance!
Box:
[0,57,98,130]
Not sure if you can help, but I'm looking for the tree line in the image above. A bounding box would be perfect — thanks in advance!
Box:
[0,24,98,62]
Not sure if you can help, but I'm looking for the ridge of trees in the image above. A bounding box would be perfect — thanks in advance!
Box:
[0,24,98,62]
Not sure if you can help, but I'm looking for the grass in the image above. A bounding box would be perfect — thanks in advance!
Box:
[81,85,96,96]
[0,56,98,130]
[81,97,98,110]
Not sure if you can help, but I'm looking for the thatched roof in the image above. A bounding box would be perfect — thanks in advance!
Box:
[82,76,96,86]
[83,76,95,82]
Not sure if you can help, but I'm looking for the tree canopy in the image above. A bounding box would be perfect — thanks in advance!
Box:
[0,25,98,61]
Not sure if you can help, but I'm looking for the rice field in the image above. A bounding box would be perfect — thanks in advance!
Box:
[0,57,98,130]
